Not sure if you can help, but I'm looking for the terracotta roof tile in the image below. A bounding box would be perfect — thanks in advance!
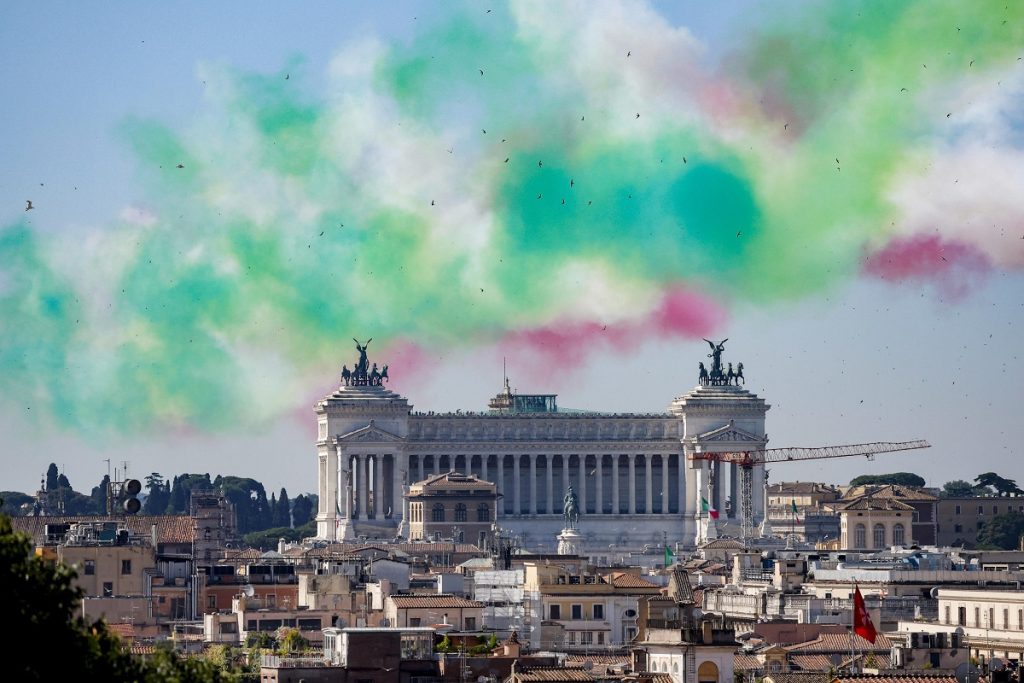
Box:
[762,673,831,683]
[564,654,631,667]
[607,572,661,590]
[833,676,954,683]
[389,594,483,609]
[789,655,835,670]
[786,632,891,653]
[515,667,595,682]
[11,515,195,545]
[734,654,762,670]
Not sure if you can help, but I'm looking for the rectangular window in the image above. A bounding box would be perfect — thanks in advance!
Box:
[220,622,237,634]
[958,607,966,626]
[1018,609,1023,630]
[954,524,963,533]
[409,618,421,627]
[975,607,980,626]
[208,595,217,609]
[978,506,984,514]
[1005,609,1010,630]
[593,604,604,620]
[464,617,476,631]
[955,505,961,514]
[945,606,951,624]
[597,632,605,645]
[103,582,113,597]
[581,631,593,644]
[993,506,999,515]
[550,605,560,619]
[566,631,576,645]
[571,604,582,620]
[121,559,132,575]
[84,559,95,576]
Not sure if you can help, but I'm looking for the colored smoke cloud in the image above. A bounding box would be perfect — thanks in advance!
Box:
[1,0,1022,434]
[862,234,991,300]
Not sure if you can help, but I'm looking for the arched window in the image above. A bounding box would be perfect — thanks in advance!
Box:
[893,523,905,546]
[854,523,866,548]
[873,523,885,548]
[454,503,467,522]
[432,503,445,522]
[477,503,490,522]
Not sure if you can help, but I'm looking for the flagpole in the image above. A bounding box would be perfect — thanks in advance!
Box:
[850,583,857,675]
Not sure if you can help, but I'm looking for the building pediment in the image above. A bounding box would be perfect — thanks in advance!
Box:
[335,420,405,444]
[688,421,765,447]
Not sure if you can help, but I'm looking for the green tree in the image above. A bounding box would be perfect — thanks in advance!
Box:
[276,488,290,528]
[849,472,926,488]
[46,463,59,492]
[215,477,271,534]
[940,480,977,497]
[243,521,316,551]
[291,494,313,527]
[166,474,213,514]
[90,475,111,515]
[143,474,170,515]
[57,473,72,490]
[2,511,213,680]
[1,491,35,516]
[976,511,1024,550]
[277,627,309,654]
[975,472,1024,497]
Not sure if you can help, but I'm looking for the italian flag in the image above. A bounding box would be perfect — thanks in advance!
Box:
[701,496,719,520]
[664,545,674,567]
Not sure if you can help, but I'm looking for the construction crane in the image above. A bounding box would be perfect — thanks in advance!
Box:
[689,440,931,544]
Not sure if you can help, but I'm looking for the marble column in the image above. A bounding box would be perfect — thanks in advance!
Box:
[578,455,587,514]
[529,455,538,515]
[596,454,604,514]
[628,454,637,515]
[679,453,689,516]
[513,454,521,516]
[357,454,368,519]
[561,454,570,502]
[433,454,441,475]
[481,454,488,483]
[612,455,620,514]
[391,453,404,520]
[330,446,342,518]
[372,454,383,518]
[417,455,424,483]
[661,454,670,515]
[645,455,654,515]
[546,455,554,514]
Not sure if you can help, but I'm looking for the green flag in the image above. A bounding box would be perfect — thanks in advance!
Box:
[665,545,674,567]
[791,500,798,514]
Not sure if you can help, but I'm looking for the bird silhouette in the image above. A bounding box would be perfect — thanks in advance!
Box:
[537,193,542,199]
[176,163,185,168]
[25,200,34,211]
[504,157,509,163]
[635,112,640,119]
[561,198,565,204]
[538,160,543,167]
[479,69,484,76]
[570,179,574,188]
[627,51,631,57]
[285,74,290,80]
[431,200,435,206]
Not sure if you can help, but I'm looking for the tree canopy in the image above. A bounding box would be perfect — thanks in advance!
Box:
[940,480,977,497]
[849,472,926,488]
[975,472,1024,497]
[977,511,1024,550]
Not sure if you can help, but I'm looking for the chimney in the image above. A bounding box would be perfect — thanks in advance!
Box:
[151,524,158,549]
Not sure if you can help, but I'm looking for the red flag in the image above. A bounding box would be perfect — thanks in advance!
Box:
[853,585,877,644]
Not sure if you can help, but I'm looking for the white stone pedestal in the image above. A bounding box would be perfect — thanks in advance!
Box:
[336,519,356,542]
[557,528,583,555]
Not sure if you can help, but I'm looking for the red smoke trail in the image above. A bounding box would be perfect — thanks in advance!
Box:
[862,234,991,299]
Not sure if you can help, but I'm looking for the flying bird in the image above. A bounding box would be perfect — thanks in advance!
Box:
[25,200,33,211]
[561,198,565,204]
[431,200,435,206]
[635,112,640,119]
[683,156,687,163]
[784,123,788,130]
[319,231,324,236]
[570,179,574,187]
[538,160,543,167]
[479,69,484,75]
[900,87,908,92]
[504,157,509,163]
[627,51,631,57]
[537,193,542,199]
[285,74,290,80]
[176,163,185,168]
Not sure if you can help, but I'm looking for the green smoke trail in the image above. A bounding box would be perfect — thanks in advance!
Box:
[0,0,1021,433]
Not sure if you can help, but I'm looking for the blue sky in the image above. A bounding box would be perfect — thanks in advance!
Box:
[1,1,1021,499]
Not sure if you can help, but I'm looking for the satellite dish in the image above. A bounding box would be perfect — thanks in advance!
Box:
[124,479,142,495]
[955,662,980,683]
[930,586,941,599]
[243,584,255,598]
[123,498,141,514]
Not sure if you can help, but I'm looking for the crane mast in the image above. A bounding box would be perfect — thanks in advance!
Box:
[689,439,931,544]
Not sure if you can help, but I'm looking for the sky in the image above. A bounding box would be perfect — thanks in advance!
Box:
[1,1,1022,500]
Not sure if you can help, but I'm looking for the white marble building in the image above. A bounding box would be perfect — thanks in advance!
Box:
[314,356,769,551]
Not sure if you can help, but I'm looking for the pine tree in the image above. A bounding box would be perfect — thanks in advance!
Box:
[45,463,59,492]
[277,488,291,528]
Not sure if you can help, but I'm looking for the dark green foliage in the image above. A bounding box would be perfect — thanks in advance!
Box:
[215,476,272,534]
[46,462,59,491]
[57,473,72,489]
[291,494,313,527]
[849,472,926,488]
[976,511,1024,550]
[0,491,34,515]
[166,474,214,514]
[243,520,316,550]
[940,480,977,497]
[275,488,290,528]
[975,472,1024,497]
[1,512,219,681]
[91,475,111,515]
